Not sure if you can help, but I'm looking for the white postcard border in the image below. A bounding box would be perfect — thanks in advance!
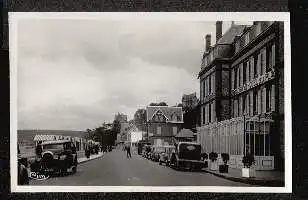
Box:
[10,12,291,193]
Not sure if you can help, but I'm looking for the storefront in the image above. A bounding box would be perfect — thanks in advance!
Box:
[198,115,275,170]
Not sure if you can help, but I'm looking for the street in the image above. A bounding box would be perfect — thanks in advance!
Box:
[30,149,250,186]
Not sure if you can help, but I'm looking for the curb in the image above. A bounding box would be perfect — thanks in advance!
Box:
[202,169,284,187]
[78,153,104,164]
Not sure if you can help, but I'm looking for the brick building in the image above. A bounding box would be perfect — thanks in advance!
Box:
[197,21,284,171]
[146,106,184,146]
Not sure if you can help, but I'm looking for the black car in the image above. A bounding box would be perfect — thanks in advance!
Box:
[169,142,205,171]
[30,140,78,175]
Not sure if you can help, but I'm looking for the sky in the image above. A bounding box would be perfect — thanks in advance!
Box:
[17,18,244,131]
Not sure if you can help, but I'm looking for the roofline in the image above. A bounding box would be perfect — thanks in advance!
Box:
[41,140,72,144]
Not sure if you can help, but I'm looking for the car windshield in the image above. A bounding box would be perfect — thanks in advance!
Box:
[43,144,64,151]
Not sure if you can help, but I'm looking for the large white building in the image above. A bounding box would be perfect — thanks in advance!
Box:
[197,21,284,171]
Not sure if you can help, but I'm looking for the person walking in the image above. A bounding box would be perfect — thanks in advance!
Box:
[126,144,132,158]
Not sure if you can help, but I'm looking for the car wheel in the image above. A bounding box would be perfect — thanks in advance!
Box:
[159,161,162,165]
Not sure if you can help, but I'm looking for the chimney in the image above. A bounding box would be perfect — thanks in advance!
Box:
[216,21,223,42]
[205,34,211,52]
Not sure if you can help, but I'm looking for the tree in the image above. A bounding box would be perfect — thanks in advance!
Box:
[133,108,147,132]
[149,102,168,106]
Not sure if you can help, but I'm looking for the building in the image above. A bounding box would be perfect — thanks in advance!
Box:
[119,122,130,142]
[146,106,184,146]
[114,113,128,123]
[197,21,284,171]
[182,92,199,112]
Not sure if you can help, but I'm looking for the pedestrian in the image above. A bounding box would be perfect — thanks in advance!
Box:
[126,144,131,158]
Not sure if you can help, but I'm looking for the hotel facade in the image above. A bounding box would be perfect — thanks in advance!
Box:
[197,21,284,170]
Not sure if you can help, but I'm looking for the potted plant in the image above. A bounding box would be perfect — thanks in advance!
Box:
[209,152,218,171]
[201,153,209,168]
[219,153,229,173]
[242,154,256,178]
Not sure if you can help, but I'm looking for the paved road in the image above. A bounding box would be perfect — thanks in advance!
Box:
[30,149,250,186]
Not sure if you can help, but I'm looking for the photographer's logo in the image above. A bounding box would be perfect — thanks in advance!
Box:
[29,171,50,180]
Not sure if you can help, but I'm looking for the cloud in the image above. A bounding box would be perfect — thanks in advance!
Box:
[16,19,235,130]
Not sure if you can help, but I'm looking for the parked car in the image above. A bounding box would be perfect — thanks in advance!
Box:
[30,140,78,175]
[169,142,204,171]
[137,141,151,155]
[145,145,152,159]
[158,145,175,165]
[151,146,166,162]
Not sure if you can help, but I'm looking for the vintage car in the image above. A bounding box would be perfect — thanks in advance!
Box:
[158,145,175,166]
[137,141,151,155]
[142,145,152,159]
[30,140,78,175]
[151,146,166,162]
[169,142,204,171]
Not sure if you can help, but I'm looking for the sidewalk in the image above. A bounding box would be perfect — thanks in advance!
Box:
[202,167,284,186]
[78,152,104,164]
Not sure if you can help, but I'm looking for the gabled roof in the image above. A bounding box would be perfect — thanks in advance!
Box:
[146,106,183,123]
[175,129,194,138]
[217,25,248,44]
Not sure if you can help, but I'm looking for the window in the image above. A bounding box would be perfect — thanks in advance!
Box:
[256,23,262,35]
[261,49,266,75]
[157,126,161,135]
[173,127,177,135]
[243,62,247,84]
[203,79,206,98]
[202,107,205,124]
[246,60,250,82]
[267,45,272,71]
[245,33,250,45]
[209,103,212,123]
[234,68,237,89]
[254,54,258,78]
[266,86,271,112]
[208,75,212,94]
[238,66,241,87]
[243,95,246,114]
[253,90,258,115]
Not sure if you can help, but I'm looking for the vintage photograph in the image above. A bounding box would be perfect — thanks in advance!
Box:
[10,13,291,192]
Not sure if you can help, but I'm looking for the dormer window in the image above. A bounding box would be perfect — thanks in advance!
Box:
[244,33,250,46]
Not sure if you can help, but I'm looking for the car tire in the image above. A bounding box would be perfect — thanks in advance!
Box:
[159,161,162,165]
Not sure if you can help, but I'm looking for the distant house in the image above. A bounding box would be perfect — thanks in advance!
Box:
[146,106,184,146]
[182,92,199,112]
